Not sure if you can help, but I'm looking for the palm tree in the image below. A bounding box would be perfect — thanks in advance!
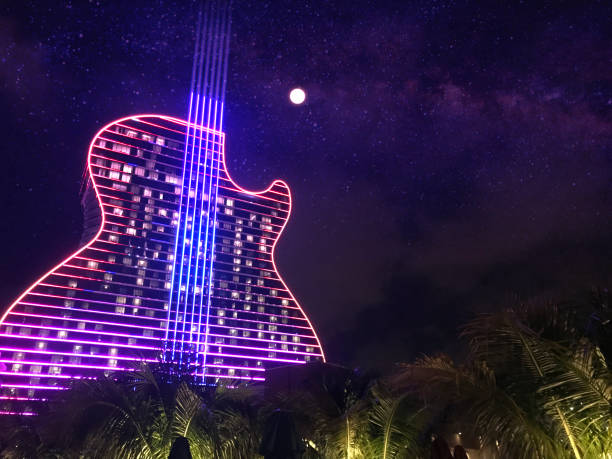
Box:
[23,362,261,458]
[394,307,612,459]
[367,381,427,458]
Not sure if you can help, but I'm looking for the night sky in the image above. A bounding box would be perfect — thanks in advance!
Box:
[1,1,611,370]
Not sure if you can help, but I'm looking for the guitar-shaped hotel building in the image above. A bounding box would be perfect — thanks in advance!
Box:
[0,3,324,414]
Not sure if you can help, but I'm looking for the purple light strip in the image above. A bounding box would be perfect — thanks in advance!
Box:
[205,350,310,364]
[172,92,201,360]
[201,101,221,381]
[188,97,211,357]
[179,93,206,362]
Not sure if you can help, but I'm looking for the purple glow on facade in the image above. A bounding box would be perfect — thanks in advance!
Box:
[0,114,325,413]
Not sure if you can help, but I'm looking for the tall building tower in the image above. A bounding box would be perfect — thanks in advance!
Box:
[0,114,325,415]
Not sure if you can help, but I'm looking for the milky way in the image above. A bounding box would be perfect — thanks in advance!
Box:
[1,1,611,369]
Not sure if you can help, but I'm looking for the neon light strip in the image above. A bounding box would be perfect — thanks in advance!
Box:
[178,93,206,363]
[172,93,201,360]
[199,99,220,378]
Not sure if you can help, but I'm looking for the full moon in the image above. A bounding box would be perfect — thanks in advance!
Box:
[289,87,306,104]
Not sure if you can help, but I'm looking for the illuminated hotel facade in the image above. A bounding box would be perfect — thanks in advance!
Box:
[0,114,324,414]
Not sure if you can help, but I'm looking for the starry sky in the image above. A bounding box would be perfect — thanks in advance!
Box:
[1,1,611,370]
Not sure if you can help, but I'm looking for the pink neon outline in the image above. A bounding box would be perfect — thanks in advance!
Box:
[0,113,325,389]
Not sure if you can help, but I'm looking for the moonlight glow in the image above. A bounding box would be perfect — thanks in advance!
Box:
[289,88,306,104]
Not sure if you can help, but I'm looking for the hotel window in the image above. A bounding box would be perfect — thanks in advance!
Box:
[87,260,99,269]
[109,170,121,180]
[292,336,300,343]
[123,164,133,173]
[116,296,127,304]
[57,330,67,339]
[156,136,165,146]
[226,198,234,207]
[126,228,137,236]
[135,166,145,176]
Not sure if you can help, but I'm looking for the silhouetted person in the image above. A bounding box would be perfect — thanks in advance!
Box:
[168,436,193,459]
[453,444,469,459]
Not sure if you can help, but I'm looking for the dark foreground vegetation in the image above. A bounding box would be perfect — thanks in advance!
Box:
[0,290,611,459]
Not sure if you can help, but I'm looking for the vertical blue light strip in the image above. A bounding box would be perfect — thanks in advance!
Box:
[201,100,222,381]
[192,98,214,363]
[179,94,208,362]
